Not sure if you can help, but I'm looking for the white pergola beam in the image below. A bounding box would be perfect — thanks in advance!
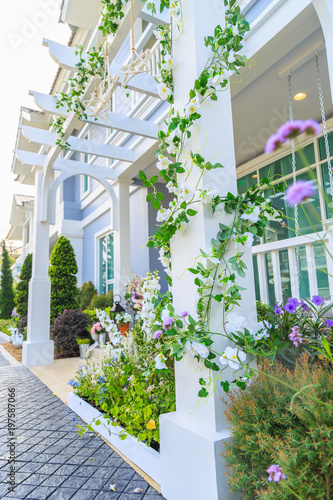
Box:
[43,39,160,98]
[14,150,45,168]
[139,3,169,25]
[20,124,137,162]
[28,91,159,139]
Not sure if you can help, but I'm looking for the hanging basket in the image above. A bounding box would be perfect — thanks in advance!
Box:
[118,323,130,337]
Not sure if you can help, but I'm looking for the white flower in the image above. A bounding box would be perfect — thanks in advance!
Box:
[212,73,225,86]
[209,256,220,266]
[155,353,167,370]
[167,143,180,156]
[161,309,171,322]
[157,154,171,170]
[228,51,236,64]
[179,182,195,202]
[202,275,214,287]
[241,205,260,224]
[243,232,254,248]
[191,341,209,359]
[158,256,170,268]
[253,321,271,341]
[214,203,224,215]
[219,346,246,370]
[225,311,248,334]
[200,190,216,204]
[175,221,188,236]
[169,1,180,18]
[158,82,171,100]
[166,181,179,195]
[156,207,171,223]
[162,54,175,71]
[184,99,199,118]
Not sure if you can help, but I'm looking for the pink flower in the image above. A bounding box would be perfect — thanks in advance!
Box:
[91,322,102,334]
[289,326,303,347]
[285,180,315,206]
[153,330,163,340]
[163,317,174,330]
[180,311,189,318]
[281,221,286,227]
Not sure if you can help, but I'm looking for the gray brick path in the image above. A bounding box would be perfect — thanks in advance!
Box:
[0,363,165,500]
[0,352,10,367]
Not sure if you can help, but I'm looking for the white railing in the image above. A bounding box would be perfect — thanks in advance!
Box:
[131,40,161,109]
[252,231,333,303]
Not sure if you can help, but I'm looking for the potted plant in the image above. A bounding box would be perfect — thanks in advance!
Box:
[76,338,90,358]
[90,322,107,346]
[116,312,132,336]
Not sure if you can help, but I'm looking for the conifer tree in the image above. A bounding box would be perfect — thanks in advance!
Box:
[0,241,15,319]
[15,253,32,318]
[49,236,78,322]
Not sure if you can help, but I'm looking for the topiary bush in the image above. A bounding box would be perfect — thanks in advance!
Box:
[49,237,78,322]
[0,241,15,319]
[15,253,32,318]
[224,355,333,499]
[78,281,97,310]
[88,290,113,310]
[50,309,92,359]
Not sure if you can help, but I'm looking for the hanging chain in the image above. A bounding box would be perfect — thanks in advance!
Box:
[288,72,300,289]
[315,52,333,201]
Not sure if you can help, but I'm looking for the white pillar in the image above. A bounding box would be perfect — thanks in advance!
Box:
[22,170,54,367]
[113,179,132,300]
[160,2,258,499]
[311,0,333,103]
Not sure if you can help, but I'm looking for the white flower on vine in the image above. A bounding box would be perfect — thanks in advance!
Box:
[176,221,188,236]
[214,203,224,215]
[184,99,200,118]
[200,190,216,204]
[202,275,214,288]
[156,207,171,222]
[243,232,254,248]
[162,54,176,71]
[191,341,209,359]
[159,256,170,268]
[158,82,171,100]
[228,51,236,64]
[157,154,171,170]
[155,353,167,370]
[167,142,180,156]
[166,181,179,195]
[219,346,246,370]
[241,205,260,224]
[169,1,180,18]
[179,182,195,202]
[253,321,270,341]
[212,73,225,86]
[225,312,248,334]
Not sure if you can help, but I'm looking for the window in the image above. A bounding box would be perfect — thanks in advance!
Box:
[81,133,90,197]
[99,233,114,294]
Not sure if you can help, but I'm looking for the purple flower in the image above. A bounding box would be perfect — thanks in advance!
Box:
[302,119,321,136]
[274,303,282,315]
[284,301,297,314]
[312,295,324,306]
[279,120,304,141]
[267,464,287,483]
[180,311,189,318]
[288,298,300,308]
[281,221,287,227]
[153,330,163,340]
[323,318,333,328]
[265,133,283,154]
[285,180,315,207]
[289,326,303,347]
[11,308,18,317]
[301,301,309,312]
[162,316,174,331]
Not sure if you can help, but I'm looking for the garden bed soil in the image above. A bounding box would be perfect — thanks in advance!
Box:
[2,343,22,363]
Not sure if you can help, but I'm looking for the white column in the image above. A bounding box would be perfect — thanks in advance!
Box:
[160,2,258,499]
[113,179,132,300]
[322,219,333,298]
[22,170,54,367]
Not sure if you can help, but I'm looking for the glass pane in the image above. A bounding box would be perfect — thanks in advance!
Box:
[314,242,330,298]
[321,163,333,218]
[107,283,114,292]
[107,233,114,281]
[264,169,322,243]
[259,144,315,181]
[279,249,291,303]
[84,175,89,192]
[238,172,258,195]
[100,236,107,294]
[265,253,276,306]
[252,254,260,301]
[319,131,333,161]
[298,246,310,299]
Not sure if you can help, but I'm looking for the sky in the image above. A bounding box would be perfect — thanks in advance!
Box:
[0,0,70,241]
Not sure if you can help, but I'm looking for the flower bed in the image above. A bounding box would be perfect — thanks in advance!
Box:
[68,393,161,484]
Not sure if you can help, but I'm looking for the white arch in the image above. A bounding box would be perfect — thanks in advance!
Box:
[48,171,119,230]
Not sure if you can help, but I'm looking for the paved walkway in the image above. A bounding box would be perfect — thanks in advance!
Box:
[0,353,164,500]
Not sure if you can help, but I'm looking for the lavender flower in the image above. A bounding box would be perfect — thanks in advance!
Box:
[180,311,189,318]
[162,316,174,331]
[302,119,321,136]
[267,464,287,483]
[274,303,282,315]
[11,308,18,317]
[265,119,321,154]
[323,318,333,327]
[301,301,309,312]
[285,180,315,207]
[265,133,282,154]
[312,295,324,306]
[283,299,299,314]
[279,120,304,141]
[153,330,163,340]
[289,326,303,347]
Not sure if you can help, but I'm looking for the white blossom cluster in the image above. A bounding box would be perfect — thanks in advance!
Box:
[139,272,161,338]
[95,309,121,344]
[225,311,271,342]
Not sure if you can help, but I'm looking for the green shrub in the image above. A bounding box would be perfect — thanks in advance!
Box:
[0,319,16,336]
[256,300,272,323]
[50,309,91,359]
[0,241,15,319]
[77,281,97,310]
[15,253,32,317]
[88,290,113,310]
[224,356,333,499]
[49,237,78,322]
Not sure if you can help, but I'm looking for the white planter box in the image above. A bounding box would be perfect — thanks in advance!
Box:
[68,393,161,485]
[0,331,11,342]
